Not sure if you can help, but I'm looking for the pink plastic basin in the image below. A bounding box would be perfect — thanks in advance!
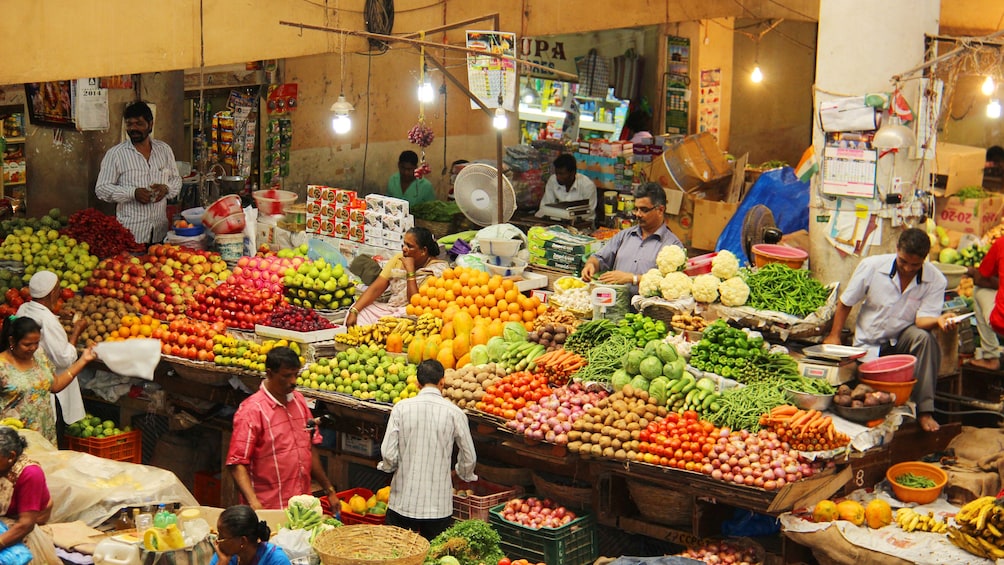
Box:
[252,189,298,216]
[858,354,917,383]
[203,195,244,229]
[684,252,717,276]
[752,244,808,269]
[208,213,246,235]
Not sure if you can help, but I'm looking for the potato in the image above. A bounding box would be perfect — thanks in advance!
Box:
[598,436,612,449]
[614,449,627,461]
[612,400,628,413]
[630,430,641,441]
[657,406,668,417]
[567,441,582,453]
[581,431,592,443]
[616,430,631,442]
[611,438,622,450]
[602,446,615,458]
[567,430,582,442]
[638,418,649,429]
[626,422,640,431]
[590,444,603,457]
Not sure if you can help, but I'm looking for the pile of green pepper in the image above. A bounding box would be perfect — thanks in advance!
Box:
[616,312,668,347]
[689,320,800,384]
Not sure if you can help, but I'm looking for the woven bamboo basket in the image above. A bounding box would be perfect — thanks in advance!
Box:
[165,357,243,386]
[312,525,429,565]
[626,479,693,526]
[414,218,452,240]
[531,471,592,509]
[475,460,533,487]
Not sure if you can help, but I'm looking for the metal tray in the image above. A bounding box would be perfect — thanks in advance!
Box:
[802,344,867,362]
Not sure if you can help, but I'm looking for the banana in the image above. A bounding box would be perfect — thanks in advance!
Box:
[958,497,995,524]
[976,503,994,532]
[987,522,1003,538]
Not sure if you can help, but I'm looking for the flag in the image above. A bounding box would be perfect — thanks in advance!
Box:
[795,145,818,183]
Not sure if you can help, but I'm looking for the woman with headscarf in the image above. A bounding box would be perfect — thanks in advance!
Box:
[0,317,95,443]
[0,426,60,564]
[211,505,290,565]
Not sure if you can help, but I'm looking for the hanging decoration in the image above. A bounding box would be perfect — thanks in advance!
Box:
[407,31,434,179]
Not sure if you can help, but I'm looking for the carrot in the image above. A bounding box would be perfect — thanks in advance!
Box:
[771,405,798,417]
[789,409,813,428]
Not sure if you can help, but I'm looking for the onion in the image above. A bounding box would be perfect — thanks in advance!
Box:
[763,480,777,491]
[711,469,723,480]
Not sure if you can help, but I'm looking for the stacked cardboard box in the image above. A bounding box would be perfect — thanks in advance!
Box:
[364,194,413,250]
[305,186,413,248]
[575,140,635,190]
[527,226,601,273]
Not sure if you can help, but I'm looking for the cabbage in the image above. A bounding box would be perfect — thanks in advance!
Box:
[629,375,650,392]
[487,337,507,360]
[639,356,664,380]
[503,321,529,343]
[648,377,670,405]
[611,370,632,392]
[469,345,489,366]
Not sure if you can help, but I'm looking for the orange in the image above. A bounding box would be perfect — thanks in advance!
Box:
[528,296,541,309]
[494,287,506,300]
[140,314,154,325]
[475,296,485,308]
[452,281,463,295]
[118,327,130,338]
[522,310,535,322]
[467,304,479,317]
[509,312,522,322]
[419,296,430,308]
[497,299,508,313]
[410,294,422,306]
[484,294,496,308]
[458,272,471,286]
[505,289,519,303]
[139,324,153,337]
[477,272,490,285]
[435,287,446,300]
[442,268,455,280]
[501,279,515,291]
[405,304,416,316]
[489,307,500,319]
[480,306,490,318]
[537,304,548,315]
[444,290,455,302]
[507,302,520,315]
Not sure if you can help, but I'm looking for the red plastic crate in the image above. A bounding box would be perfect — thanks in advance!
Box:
[335,488,385,525]
[452,478,522,522]
[194,471,222,507]
[66,430,142,463]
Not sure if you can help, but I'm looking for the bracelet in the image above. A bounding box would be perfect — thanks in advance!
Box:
[348,307,358,315]
[406,272,416,279]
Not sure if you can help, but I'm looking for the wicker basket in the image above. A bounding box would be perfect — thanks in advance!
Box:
[414,218,452,240]
[626,479,693,526]
[312,525,429,565]
[166,357,243,386]
[476,460,533,486]
[531,471,592,509]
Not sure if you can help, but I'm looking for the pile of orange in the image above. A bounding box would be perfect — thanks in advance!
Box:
[106,314,163,341]
[405,266,545,326]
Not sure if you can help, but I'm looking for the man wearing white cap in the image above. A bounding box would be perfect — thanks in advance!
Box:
[15,271,87,425]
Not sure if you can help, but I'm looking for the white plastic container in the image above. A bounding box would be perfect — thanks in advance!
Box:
[93,538,142,565]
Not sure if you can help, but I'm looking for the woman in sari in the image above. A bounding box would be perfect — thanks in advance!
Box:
[0,425,59,564]
[345,227,447,327]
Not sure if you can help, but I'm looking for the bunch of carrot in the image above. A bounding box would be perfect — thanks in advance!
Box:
[758,404,850,452]
[530,349,587,385]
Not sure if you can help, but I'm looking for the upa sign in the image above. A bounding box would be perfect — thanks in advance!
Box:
[520,37,570,78]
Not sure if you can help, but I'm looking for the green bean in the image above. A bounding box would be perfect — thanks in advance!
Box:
[573,333,634,383]
[745,263,830,317]
[895,473,936,488]
[709,378,789,431]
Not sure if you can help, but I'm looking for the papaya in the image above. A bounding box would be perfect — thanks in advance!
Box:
[440,322,455,340]
[836,500,865,526]
[456,353,471,369]
[349,494,367,514]
[423,335,443,361]
[812,500,838,522]
[376,486,391,503]
[864,499,892,528]
[453,332,471,360]
[436,342,456,369]
[487,319,505,338]
[471,323,489,347]
[407,337,425,365]
[453,310,474,336]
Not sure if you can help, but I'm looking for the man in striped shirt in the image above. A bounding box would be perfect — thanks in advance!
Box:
[96,101,182,245]
[379,359,478,539]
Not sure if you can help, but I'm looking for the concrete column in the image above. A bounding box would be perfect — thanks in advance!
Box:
[140,70,185,158]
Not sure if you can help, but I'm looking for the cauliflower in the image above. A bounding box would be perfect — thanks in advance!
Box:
[638,269,664,297]
[711,250,740,280]
[656,245,687,275]
[692,274,721,303]
[660,271,693,300]
[719,276,750,306]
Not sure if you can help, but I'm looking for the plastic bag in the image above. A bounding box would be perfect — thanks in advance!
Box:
[93,339,161,380]
[715,167,810,264]
[271,528,313,561]
[0,521,31,565]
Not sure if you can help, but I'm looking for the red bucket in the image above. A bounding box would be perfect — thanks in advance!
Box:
[858,354,916,383]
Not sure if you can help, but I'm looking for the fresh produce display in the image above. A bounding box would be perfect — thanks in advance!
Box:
[425,519,504,565]
[655,270,691,300]
[575,333,635,385]
[708,379,789,432]
[948,496,1004,559]
[61,295,141,346]
[0,417,23,429]
[230,253,308,294]
[656,245,687,274]
[301,346,418,402]
[407,122,435,148]
[405,267,545,327]
[411,200,461,222]
[262,304,335,332]
[784,375,835,395]
[895,507,947,533]
[0,226,98,288]
[745,263,830,317]
[670,312,707,332]
[66,414,131,439]
[283,495,341,544]
[213,335,300,371]
[527,323,571,353]
[635,408,716,470]
[894,472,936,489]
[690,321,799,383]
[563,319,617,355]
[678,538,761,565]
[617,313,668,347]
[832,383,895,408]
[0,280,27,317]
[711,250,740,280]
[443,363,506,410]
[406,310,497,369]
[189,282,283,330]
[954,242,988,268]
[343,490,388,516]
[704,428,820,491]
[610,339,685,400]
[661,375,721,418]
[550,286,592,315]
[758,405,850,451]
[484,324,547,372]
[0,208,66,239]
[662,332,694,359]
[531,306,580,332]
[529,349,586,386]
[337,317,417,349]
[504,382,607,444]
[691,274,720,303]
[954,185,991,199]
[283,257,356,310]
[497,498,576,529]
[567,384,667,461]
[61,208,144,258]
[984,222,1004,248]
[718,276,751,307]
[476,371,552,419]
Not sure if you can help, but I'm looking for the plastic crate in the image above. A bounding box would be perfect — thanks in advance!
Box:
[488,503,598,565]
[452,478,521,522]
[335,488,385,525]
[66,430,142,463]
[193,471,222,507]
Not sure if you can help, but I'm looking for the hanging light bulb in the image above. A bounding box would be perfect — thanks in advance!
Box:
[983,76,996,96]
[751,64,763,83]
[417,80,435,103]
[330,95,355,134]
[989,98,1002,119]
[492,107,508,130]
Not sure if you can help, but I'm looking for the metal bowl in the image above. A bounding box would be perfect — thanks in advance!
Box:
[832,401,895,424]
[785,389,834,411]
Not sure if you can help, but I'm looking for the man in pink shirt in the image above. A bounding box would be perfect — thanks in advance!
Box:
[227,347,336,509]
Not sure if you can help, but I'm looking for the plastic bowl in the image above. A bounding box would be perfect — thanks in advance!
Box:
[485,259,527,278]
[886,461,947,504]
[832,401,894,424]
[173,225,204,237]
[858,354,916,383]
[785,389,834,411]
[933,261,967,290]
[252,189,298,216]
[752,244,808,269]
[208,213,246,235]
[203,195,244,229]
[181,207,205,225]
[480,238,522,257]
[860,378,915,406]
[684,252,717,276]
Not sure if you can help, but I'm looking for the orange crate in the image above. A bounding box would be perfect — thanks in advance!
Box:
[66,430,141,463]
[452,478,521,522]
[335,488,385,525]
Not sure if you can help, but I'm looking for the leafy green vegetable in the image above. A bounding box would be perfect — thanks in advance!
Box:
[425,520,504,565]
[412,201,462,222]
[745,263,830,318]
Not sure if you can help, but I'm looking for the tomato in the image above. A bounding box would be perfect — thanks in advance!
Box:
[498,559,511,565]
[665,412,680,423]
[683,410,698,420]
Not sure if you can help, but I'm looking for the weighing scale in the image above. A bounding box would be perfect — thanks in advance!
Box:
[794,344,867,386]
[537,199,593,222]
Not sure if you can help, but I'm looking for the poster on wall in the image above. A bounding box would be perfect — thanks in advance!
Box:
[74,78,109,131]
[664,36,690,135]
[24,81,75,128]
[821,133,877,198]
[467,30,516,111]
[699,68,721,135]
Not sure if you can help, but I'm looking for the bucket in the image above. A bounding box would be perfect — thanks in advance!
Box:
[216,233,245,264]
[93,538,142,565]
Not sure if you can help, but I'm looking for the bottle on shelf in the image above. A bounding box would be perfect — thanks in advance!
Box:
[113,509,133,531]
[153,504,177,528]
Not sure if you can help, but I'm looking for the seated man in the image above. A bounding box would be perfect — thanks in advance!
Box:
[535,154,597,225]
[824,228,959,432]
[970,235,1004,370]
[388,150,436,208]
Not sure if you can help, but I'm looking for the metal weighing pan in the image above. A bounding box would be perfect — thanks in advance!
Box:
[802,344,867,362]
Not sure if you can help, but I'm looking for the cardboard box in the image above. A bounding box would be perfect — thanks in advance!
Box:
[365,194,386,213]
[692,198,740,251]
[646,132,733,193]
[934,195,1004,236]
[663,184,736,249]
[934,142,985,196]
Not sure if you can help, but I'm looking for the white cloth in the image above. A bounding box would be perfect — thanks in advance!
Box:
[15,302,85,424]
[536,173,597,222]
[28,271,57,299]
[95,138,182,244]
[839,254,947,347]
[378,387,477,520]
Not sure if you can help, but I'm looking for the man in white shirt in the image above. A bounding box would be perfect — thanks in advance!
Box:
[536,154,597,225]
[96,101,182,246]
[15,271,87,425]
[378,360,477,539]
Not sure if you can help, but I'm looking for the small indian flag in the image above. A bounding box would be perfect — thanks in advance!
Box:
[795,145,818,183]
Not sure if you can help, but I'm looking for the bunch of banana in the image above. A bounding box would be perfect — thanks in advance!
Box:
[0,417,23,430]
[947,496,1004,559]
[335,324,377,346]
[377,317,415,338]
[894,508,947,533]
[415,312,443,337]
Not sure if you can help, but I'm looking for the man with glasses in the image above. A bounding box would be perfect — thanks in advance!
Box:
[581,182,683,294]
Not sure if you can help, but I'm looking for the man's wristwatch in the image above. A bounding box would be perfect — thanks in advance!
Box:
[632,274,638,285]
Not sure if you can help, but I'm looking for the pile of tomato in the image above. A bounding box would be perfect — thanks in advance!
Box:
[475,371,552,420]
[498,559,544,565]
[636,410,719,472]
